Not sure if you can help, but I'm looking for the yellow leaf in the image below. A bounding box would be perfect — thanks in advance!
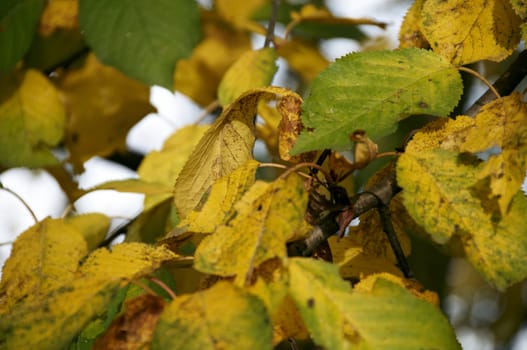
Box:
[174,11,252,105]
[511,0,527,19]
[58,54,154,170]
[0,240,181,348]
[277,39,329,81]
[215,0,268,31]
[39,0,79,36]
[173,86,301,218]
[152,281,272,350]
[65,213,111,251]
[0,277,121,350]
[0,69,65,167]
[194,173,309,285]
[256,99,281,155]
[461,93,527,213]
[0,218,87,314]
[218,48,278,106]
[93,179,173,196]
[79,243,180,281]
[399,0,429,48]
[138,125,209,186]
[177,159,259,234]
[420,0,521,64]
[329,196,411,279]
[397,148,527,289]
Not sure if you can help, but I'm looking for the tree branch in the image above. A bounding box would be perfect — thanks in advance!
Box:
[264,0,280,48]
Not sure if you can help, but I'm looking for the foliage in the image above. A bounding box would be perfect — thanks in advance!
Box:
[1,0,527,349]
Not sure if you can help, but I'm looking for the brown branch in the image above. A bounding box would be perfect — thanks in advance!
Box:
[287,170,400,257]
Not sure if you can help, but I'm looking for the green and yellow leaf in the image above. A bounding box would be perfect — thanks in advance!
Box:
[151,281,272,350]
[288,258,460,349]
[0,69,64,167]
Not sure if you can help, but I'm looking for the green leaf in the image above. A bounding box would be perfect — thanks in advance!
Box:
[292,48,462,154]
[0,69,65,167]
[78,0,201,88]
[0,0,44,72]
[152,281,272,350]
[288,258,460,350]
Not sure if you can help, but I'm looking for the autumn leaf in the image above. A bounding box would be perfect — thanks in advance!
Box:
[0,0,44,72]
[173,86,302,218]
[0,69,64,167]
[79,0,200,88]
[151,281,272,350]
[218,48,278,106]
[420,0,521,64]
[176,159,259,235]
[398,0,429,48]
[194,173,309,285]
[0,218,87,313]
[0,242,179,349]
[38,0,78,36]
[288,258,460,350]
[461,93,527,213]
[286,4,384,40]
[94,293,165,349]
[58,54,154,170]
[0,277,121,350]
[292,48,462,153]
[277,93,316,163]
[215,0,267,32]
[174,10,252,106]
[397,148,527,289]
[65,213,111,251]
[276,38,329,81]
[138,125,209,187]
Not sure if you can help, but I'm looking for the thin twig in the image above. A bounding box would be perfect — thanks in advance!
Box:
[264,0,280,48]
[129,279,159,297]
[464,49,527,116]
[0,184,38,223]
[458,66,501,99]
[278,162,332,184]
[149,277,177,300]
[258,162,312,180]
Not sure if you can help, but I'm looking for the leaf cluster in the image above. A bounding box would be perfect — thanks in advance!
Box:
[1,0,527,349]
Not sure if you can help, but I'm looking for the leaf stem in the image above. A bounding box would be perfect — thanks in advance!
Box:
[458,66,501,99]
[0,183,38,223]
[278,162,333,184]
[464,49,527,116]
[149,277,177,300]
